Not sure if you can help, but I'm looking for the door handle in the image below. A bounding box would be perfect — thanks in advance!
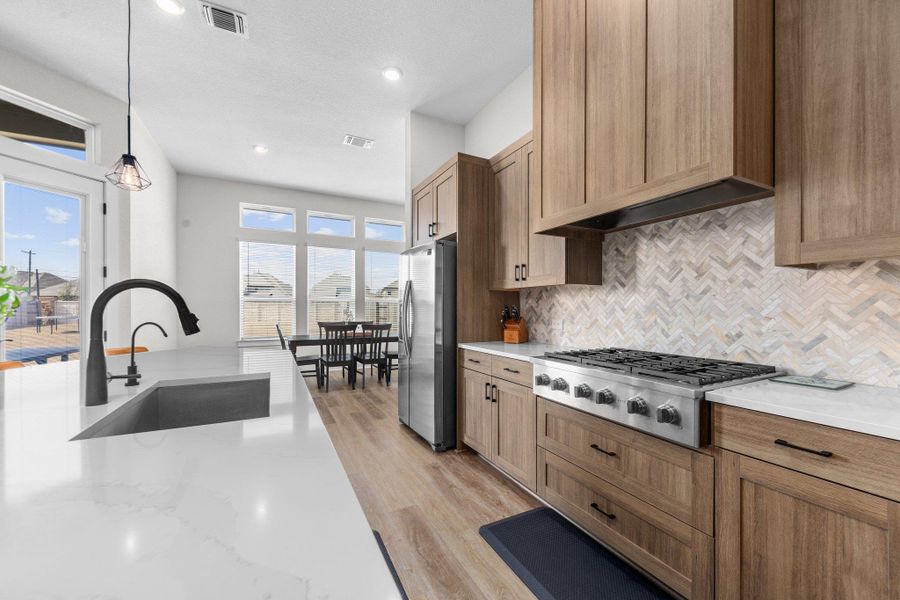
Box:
[427,223,433,237]
[774,438,833,458]
[503,367,520,374]
[590,502,616,520]
[485,382,490,401]
[514,265,520,281]
[521,263,527,281]
[402,280,413,354]
[432,221,438,236]
[491,384,498,403]
[590,443,617,457]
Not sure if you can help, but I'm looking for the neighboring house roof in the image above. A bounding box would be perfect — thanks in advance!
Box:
[12,271,66,291]
[310,273,352,298]
[41,278,80,298]
[243,272,293,297]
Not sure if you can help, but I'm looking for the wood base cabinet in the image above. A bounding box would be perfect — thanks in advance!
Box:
[716,449,900,600]
[533,0,774,235]
[490,133,603,290]
[460,353,537,491]
[538,448,713,600]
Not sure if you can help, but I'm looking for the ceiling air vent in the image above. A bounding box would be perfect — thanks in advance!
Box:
[343,135,375,150]
[201,3,248,37]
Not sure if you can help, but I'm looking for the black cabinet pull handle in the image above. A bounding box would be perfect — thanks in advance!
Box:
[491,384,498,403]
[521,263,527,281]
[774,438,833,458]
[590,443,617,457]
[468,358,481,364]
[590,502,616,520]
[432,222,438,235]
[514,265,520,281]
[503,367,520,374]
[427,223,433,237]
[485,382,490,401]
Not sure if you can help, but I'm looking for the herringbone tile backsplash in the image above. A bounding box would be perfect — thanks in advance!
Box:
[520,198,900,387]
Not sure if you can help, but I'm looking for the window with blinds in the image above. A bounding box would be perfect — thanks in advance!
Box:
[364,251,400,332]
[239,241,296,339]
[308,246,355,332]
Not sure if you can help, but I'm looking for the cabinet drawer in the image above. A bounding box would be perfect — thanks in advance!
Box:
[459,349,491,375]
[714,404,900,502]
[537,398,713,534]
[538,449,713,600]
[490,355,533,387]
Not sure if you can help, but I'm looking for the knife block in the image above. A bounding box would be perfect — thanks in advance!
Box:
[503,318,528,344]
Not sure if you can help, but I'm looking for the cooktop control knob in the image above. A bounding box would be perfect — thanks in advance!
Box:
[574,384,593,399]
[534,374,551,386]
[550,377,569,392]
[656,404,680,425]
[626,397,648,416]
[595,388,615,405]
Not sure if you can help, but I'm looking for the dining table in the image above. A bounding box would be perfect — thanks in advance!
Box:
[284,333,400,355]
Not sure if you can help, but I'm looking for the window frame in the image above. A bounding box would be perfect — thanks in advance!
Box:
[306,210,356,238]
[238,240,297,341]
[0,85,95,163]
[239,202,297,233]
[364,217,405,242]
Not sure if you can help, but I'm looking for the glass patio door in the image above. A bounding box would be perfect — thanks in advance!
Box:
[0,156,104,366]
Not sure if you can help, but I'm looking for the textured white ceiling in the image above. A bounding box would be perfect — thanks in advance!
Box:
[0,0,532,203]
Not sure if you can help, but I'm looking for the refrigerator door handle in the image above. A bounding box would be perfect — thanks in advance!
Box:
[402,279,413,354]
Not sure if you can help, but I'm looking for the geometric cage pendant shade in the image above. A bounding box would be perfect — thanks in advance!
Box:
[105,153,152,191]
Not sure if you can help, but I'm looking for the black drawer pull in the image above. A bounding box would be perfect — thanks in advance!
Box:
[590,443,617,457]
[774,438,833,458]
[503,367,520,374]
[590,502,616,520]
[485,382,490,401]
[468,358,481,364]
[491,384,498,403]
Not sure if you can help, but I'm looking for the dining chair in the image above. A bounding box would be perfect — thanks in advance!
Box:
[384,340,399,386]
[319,322,358,391]
[353,323,391,389]
[276,323,321,389]
[318,321,350,380]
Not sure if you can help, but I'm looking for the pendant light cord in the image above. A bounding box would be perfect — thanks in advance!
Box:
[126,0,132,155]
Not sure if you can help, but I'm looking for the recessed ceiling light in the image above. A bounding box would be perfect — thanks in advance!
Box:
[155,0,185,15]
[381,67,403,82]
[252,144,269,154]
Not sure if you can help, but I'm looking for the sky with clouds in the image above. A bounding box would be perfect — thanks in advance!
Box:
[4,182,80,280]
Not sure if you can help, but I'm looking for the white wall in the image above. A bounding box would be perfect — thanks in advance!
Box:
[464,65,533,159]
[408,112,466,187]
[128,112,178,350]
[176,174,405,347]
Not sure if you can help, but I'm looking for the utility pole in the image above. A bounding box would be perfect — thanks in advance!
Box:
[20,249,36,295]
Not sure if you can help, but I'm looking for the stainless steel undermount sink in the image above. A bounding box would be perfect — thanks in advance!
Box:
[71,374,270,441]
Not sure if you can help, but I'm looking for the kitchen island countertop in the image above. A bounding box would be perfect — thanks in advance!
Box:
[0,346,401,600]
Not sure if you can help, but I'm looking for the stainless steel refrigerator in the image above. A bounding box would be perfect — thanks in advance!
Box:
[398,240,457,451]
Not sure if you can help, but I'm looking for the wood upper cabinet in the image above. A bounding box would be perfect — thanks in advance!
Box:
[534,0,774,234]
[461,367,492,457]
[775,0,900,265]
[489,133,602,290]
[491,378,537,490]
[492,148,526,290]
[411,159,464,247]
[433,164,458,240]
[412,185,434,247]
[716,449,900,600]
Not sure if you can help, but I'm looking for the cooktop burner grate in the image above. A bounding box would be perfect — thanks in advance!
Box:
[543,348,776,386]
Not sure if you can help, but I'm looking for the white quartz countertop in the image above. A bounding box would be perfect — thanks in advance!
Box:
[0,346,402,600]
[708,379,900,442]
[458,341,567,361]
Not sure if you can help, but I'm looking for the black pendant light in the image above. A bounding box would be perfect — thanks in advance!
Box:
[106,0,151,191]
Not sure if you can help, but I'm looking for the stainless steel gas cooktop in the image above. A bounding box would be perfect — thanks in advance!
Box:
[533,348,780,448]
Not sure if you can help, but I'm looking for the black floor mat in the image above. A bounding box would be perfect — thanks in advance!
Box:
[480,507,674,600]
